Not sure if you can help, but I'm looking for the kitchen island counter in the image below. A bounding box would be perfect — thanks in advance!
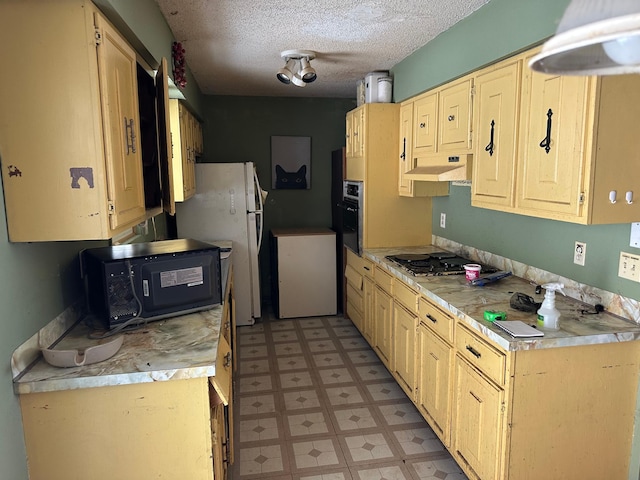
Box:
[364,246,640,351]
[13,256,231,395]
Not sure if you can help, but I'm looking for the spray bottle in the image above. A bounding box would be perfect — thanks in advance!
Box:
[536,283,565,330]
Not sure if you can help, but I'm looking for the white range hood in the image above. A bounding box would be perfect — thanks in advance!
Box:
[404,154,473,182]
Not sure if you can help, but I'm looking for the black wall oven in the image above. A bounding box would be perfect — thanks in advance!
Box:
[342,180,363,255]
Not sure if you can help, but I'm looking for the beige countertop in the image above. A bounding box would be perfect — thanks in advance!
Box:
[365,246,640,351]
[13,257,231,395]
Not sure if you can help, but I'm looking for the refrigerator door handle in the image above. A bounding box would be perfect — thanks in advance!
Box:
[253,169,266,251]
[255,210,263,251]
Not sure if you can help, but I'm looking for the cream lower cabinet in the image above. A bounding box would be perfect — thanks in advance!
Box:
[391,278,419,398]
[20,375,230,480]
[451,322,640,480]
[417,296,455,447]
[373,284,393,368]
[345,249,374,338]
[393,304,418,398]
[451,324,507,480]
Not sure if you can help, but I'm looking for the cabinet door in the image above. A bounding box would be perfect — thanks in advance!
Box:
[398,102,414,196]
[438,78,473,152]
[393,303,417,398]
[363,276,375,345]
[472,61,521,209]
[517,53,590,217]
[346,111,354,158]
[452,357,505,480]
[345,108,366,181]
[373,286,393,368]
[414,93,437,153]
[417,325,452,446]
[95,13,145,230]
[156,58,176,216]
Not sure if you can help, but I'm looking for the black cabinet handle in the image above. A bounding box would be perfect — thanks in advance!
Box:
[426,314,437,323]
[539,108,553,154]
[400,137,406,160]
[466,345,482,358]
[484,119,495,156]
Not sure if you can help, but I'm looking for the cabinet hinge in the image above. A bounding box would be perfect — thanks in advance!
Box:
[501,401,506,413]
[94,28,102,46]
[107,200,115,215]
[579,192,585,205]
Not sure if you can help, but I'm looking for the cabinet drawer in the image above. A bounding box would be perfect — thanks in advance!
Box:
[455,325,506,386]
[347,298,364,328]
[419,297,454,343]
[347,249,374,277]
[394,279,419,313]
[374,266,393,295]
[346,283,364,312]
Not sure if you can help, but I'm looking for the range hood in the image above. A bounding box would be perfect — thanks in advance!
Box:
[404,154,473,182]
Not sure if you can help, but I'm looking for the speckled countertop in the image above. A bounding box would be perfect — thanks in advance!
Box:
[13,257,231,395]
[365,247,640,352]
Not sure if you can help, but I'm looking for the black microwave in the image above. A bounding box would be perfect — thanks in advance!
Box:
[81,239,222,329]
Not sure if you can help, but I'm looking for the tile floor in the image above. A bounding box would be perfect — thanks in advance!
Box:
[232,312,468,480]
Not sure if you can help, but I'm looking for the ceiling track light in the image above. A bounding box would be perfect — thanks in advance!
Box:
[529,0,640,75]
[277,50,317,87]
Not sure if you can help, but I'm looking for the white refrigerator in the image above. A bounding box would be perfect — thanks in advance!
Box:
[176,162,264,326]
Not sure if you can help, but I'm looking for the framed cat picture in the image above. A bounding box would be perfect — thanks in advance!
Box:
[271,135,311,190]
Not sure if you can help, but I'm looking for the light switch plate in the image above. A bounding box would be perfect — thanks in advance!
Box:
[619,252,640,282]
[574,241,586,266]
[630,223,640,248]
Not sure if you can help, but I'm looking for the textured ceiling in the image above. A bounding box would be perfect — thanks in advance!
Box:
[153,0,491,98]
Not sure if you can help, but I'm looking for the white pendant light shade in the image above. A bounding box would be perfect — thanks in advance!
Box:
[299,57,317,83]
[277,58,297,84]
[277,50,317,87]
[529,0,640,75]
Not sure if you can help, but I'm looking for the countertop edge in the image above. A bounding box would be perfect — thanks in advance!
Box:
[364,249,640,352]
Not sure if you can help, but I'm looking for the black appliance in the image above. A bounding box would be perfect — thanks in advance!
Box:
[342,180,363,255]
[81,238,222,329]
[386,252,498,277]
[331,148,346,314]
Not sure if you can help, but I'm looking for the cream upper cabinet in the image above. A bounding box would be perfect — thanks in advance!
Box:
[343,104,435,249]
[345,108,365,179]
[397,77,472,194]
[170,100,200,204]
[438,77,474,153]
[471,58,522,209]
[472,46,640,224]
[0,1,148,241]
[398,95,450,197]
[398,102,414,196]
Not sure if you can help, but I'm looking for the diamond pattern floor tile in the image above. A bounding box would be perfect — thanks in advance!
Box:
[233,312,467,480]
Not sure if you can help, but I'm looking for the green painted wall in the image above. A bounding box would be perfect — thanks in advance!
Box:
[392,0,640,302]
[201,95,355,303]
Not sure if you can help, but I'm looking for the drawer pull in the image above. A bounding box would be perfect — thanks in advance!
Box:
[426,313,437,323]
[364,266,370,271]
[223,351,232,368]
[466,345,482,358]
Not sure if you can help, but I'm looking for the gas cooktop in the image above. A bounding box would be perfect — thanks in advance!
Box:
[385,252,498,277]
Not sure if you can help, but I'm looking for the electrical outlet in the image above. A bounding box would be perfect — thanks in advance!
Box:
[619,252,640,282]
[440,213,446,229]
[574,241,586,266]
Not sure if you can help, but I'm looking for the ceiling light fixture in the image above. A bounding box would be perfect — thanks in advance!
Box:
[529,0,640,75]
[277,50,317,87]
